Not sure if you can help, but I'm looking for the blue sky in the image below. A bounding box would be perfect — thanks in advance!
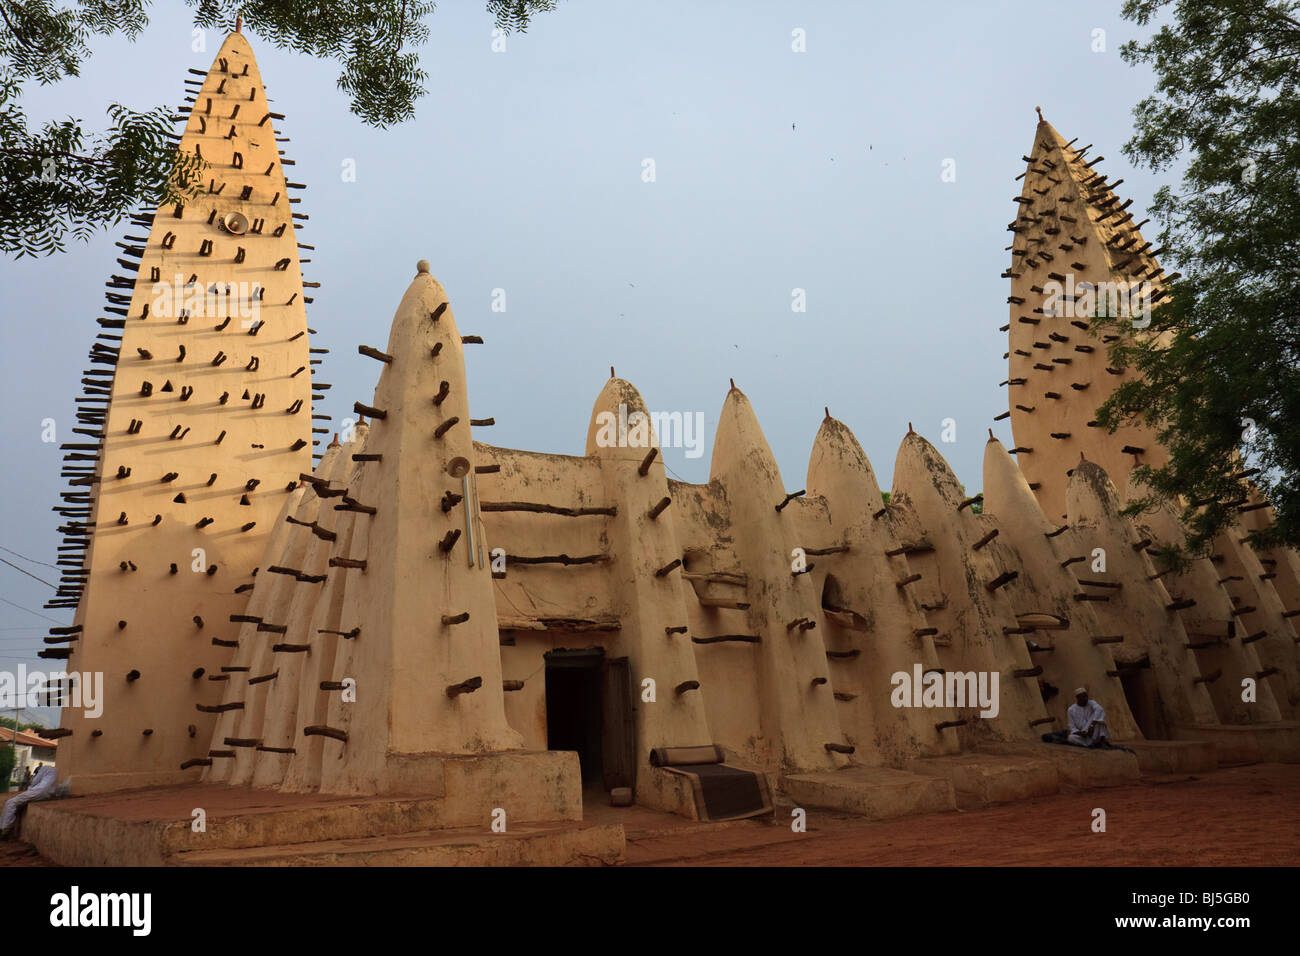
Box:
[0,1,1171,721]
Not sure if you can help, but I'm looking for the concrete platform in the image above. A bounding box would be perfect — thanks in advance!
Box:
[1119,739,1218,774]
[903,752,1059,805]
[782,766,956,820]
[171,821,625,867]
[24,781,622,867]
[980,742,1140,787]
[1172,722,1300,765]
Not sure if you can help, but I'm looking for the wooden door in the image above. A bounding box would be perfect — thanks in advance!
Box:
[601,656,636,791]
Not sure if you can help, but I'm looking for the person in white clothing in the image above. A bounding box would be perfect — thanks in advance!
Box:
[0,763,58,838]
[1066,686,1110,747]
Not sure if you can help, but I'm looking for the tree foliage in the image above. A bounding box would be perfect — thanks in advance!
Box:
[1097,0,1300,551]
[0,0,558,256]
[0,716,48,732]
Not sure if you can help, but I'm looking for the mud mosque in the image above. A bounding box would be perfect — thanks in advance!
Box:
[23,29,1299,864]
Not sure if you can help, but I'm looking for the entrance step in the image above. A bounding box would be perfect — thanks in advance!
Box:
[978,743,1140,788]
[27,786,460,865]
[1120,739,1218,774]
[170,821,625,867]
[782,766,955,819]
[26,751,583,867]
[903,753,1058,806]
[1171,722,1300,764]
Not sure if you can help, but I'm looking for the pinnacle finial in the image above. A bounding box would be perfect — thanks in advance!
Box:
[610,366,615,379]
[235,14,242,33]
[824,406,831,421]
[1035,106,1044,124]
[988,428,995,440]
[329,432,340,448]
[416,259,430,274]
[907,421,915,435]
[729,378,736,392]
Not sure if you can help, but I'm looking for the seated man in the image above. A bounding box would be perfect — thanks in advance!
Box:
[1066,687,1110,747]
[0,763,58,839]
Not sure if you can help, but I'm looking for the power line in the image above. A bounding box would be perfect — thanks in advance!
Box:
[0,558,57,590]
[0,597,61,625]
[0,544,58,571]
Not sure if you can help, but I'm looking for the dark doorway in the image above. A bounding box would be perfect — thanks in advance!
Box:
[1119,664,1168,739]
[545,649,605,786]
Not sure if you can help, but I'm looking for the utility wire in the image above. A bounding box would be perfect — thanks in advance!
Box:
[0,596,60,625]
[0,557,57,590]
[0,544,59,571]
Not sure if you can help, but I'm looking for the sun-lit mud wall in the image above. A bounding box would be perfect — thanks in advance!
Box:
[1131,491,1285,724]
[1065,462,1221,732]
[75,95,1300,802]
[1003,117,1300,742]
[201,430,361,787]
[54,31,316,792]
[891,433,1051,743]
[473,446,620,756]
[982,435,1140,739]
[800,417,960,765]
[702,389,850,775]
[208,317,1300,801]
[670,479,766,767]
[1236,504,1300,715]
[478,447,615,628]
[1005,119,1170,521]
[500,633,552,752]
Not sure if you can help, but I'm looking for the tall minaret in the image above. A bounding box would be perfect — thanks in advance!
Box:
[1003,112,1171,520]
[48,28,318,792]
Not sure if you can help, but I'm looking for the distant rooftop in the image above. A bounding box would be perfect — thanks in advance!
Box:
[0,726,59,750]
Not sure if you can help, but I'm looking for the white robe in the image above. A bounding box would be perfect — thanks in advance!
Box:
[1067,699,1109,746]
[1,765,57,832]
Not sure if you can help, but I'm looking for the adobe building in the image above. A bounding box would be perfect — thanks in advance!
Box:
[26,33,1300,864]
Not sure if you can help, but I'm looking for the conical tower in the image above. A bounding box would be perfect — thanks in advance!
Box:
[1064,461,1220,730]
[582,377,715,803]
[891,430,1050,742]
[316,264,524,794]
[1003,114,1171,520]
[981,434,1140,740]
[47,28,319,792]
[188,264,582,820]
[804,414,959,764]
[707,386,847,772]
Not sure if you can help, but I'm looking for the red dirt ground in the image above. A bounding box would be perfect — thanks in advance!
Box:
[2,763,1296,866]
[628,763,1300,866]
